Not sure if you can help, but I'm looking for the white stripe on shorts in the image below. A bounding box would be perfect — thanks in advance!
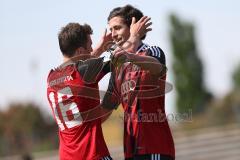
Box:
[101,156,112,160]
[151,154,161,160]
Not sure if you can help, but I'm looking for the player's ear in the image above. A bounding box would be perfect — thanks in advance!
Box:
[74,47,81,56]
[76,47,87,56]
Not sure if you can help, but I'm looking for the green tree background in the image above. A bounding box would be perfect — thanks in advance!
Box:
[169,14,240,129]
[0,103,58,156]
[169,14,212,115]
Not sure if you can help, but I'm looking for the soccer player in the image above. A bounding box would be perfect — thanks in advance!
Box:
[102,5,175,160]
[47,18,151,160]
[47,23,113,160]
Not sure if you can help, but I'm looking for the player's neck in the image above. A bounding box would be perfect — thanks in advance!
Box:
[136,41,144,50]
[63,56,71,63]
[63,54,91,63]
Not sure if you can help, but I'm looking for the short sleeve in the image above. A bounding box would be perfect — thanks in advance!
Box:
[77,57,105,83]
[146,46,166,65]
[101,73,120,110]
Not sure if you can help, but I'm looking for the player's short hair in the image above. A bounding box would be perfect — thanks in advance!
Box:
[58,23,93,57]
[108,4,146,40]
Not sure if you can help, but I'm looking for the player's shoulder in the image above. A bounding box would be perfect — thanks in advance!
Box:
[140,43,166,64]
[143,44,164,57]
[47,64,76,81]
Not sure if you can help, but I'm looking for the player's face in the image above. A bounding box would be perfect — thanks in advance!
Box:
[108,16,130,46]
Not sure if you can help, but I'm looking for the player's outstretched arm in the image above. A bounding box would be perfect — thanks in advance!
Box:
[112,51,166,76]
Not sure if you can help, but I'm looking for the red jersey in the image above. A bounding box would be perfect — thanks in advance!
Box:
[47,58,110,160]
[103,43,175,158]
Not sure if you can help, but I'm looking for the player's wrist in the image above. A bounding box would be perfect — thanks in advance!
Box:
[127,36,141,52]
[129,33,141,41]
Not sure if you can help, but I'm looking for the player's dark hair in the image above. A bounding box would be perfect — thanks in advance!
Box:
[108,4,146,40]
[58,23,93,57]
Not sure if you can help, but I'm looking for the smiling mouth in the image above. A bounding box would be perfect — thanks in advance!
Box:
[115,38,124,45]
[114,39,121,43]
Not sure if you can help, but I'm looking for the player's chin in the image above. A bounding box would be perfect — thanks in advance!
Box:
[115,40,125,46]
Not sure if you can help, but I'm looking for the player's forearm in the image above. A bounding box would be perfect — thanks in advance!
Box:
[113,34,141,55]
[129,54,166,75]
[125,35,141,52]
[114,35,141,53]
[91,45,104,57]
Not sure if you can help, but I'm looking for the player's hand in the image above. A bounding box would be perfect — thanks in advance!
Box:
[111,50,131,69]
[98,29,113,51]
[92,29,113,57]
[118,16,152,53]
[129,16,152,39]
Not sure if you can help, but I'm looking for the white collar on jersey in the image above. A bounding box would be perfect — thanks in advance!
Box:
[136,43,150,54]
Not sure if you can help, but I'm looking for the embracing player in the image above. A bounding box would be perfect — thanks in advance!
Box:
[47,17,151,160]
[103,5,175,160]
